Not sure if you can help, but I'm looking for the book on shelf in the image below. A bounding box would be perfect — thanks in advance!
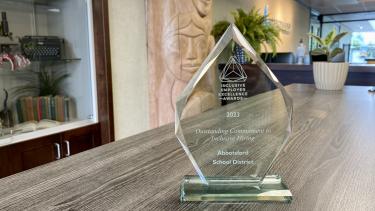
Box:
[16,96,75,123]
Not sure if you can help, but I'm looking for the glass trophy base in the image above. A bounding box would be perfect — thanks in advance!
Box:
[180,175,292,203]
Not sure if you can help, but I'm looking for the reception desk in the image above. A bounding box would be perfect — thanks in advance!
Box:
[267,64,375,86]
[0,84,374,210]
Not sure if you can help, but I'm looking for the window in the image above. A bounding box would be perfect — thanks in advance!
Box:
[317,12,375,64]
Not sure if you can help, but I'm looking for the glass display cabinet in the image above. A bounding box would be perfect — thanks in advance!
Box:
[0,0,113,178]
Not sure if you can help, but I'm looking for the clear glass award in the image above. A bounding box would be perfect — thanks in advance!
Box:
[175,24,293,202]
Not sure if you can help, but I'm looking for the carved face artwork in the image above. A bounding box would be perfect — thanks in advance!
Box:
[192,0,212,17]
[154,1,215,126]
[164,14,210,82]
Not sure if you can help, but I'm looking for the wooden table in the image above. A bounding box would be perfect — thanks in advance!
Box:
[0,84,374,211]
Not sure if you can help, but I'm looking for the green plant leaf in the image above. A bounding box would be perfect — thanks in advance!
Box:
[308,33,325,47]
[330,32,349,48]
[329,47,344,60]
[262,42,269,54]
[211,21,230,40]
[324,28,336,46]
[309,28,349,62]
[11,69,70,97]
[212,7,280,55]
[237,8,247,19]
[246,31,255,43]
[11,85,39,99]
[311,48,327,56]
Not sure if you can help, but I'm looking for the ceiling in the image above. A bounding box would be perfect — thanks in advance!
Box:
[341,21,373,32]
[296,0,375,14]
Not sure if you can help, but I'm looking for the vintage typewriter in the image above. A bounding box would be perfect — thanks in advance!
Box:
[20,36,64,61]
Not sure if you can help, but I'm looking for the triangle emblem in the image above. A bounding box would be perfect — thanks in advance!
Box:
[220,56,248,83]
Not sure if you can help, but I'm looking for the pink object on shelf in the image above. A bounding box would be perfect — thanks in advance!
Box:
[0,53,15,71]
[0,53,30,71]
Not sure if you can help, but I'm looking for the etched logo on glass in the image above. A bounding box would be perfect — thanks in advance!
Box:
[220,56,248,83]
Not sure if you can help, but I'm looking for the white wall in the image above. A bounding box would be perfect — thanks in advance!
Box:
[108,0,149,140]
[213,0,311,52]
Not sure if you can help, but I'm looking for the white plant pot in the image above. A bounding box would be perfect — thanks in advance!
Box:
[313,62,349,90]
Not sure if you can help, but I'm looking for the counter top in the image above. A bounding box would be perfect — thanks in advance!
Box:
[0,119,97,148]
[266,63,375,73]
[0,84,374,211]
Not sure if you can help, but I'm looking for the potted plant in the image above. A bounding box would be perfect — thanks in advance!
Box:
[13,68,69,97]
[212,8,280,64]
[309,29,349,90]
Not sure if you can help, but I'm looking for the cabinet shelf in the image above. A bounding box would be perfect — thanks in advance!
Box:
[31,58,82,67]
[0,58,81,75]
[0,0,113,179]
[0,0,51,8]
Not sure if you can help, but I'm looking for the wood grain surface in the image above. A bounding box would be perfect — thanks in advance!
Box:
[0,84,374,211]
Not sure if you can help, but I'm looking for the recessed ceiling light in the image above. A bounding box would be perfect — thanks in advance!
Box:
[47,8,60,13]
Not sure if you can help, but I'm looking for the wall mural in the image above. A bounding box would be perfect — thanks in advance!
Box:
[148,0,216,128]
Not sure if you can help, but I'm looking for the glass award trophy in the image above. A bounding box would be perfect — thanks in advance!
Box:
[175,24,293,202]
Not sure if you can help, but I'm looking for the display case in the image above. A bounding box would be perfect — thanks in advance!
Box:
[0,0,100,145]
